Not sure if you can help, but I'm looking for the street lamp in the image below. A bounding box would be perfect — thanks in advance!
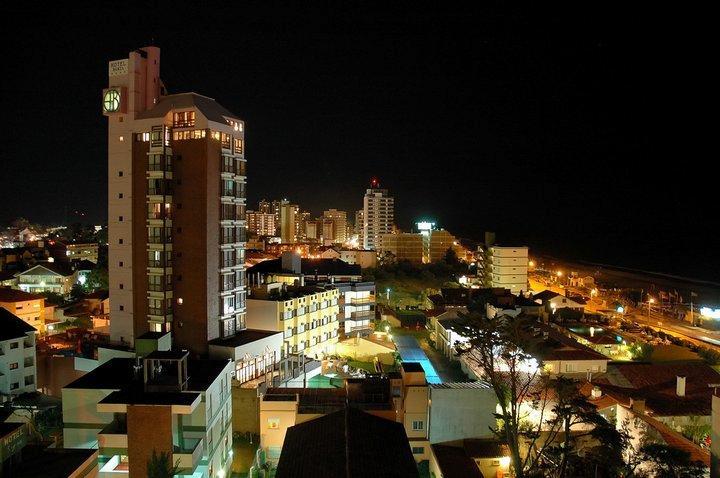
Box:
[648,297,655,318]
[386,287,391,302]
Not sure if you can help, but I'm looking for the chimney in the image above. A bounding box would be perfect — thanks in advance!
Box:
[629,398,646,414]
[676,376,686,397]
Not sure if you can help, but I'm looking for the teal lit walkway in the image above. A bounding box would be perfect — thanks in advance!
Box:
[394,335,442,383]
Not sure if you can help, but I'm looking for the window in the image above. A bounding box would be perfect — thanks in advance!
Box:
[234,138,244,155]
[119,239,123,244]
[11,383,19,390]
[25,375,35,386]
[119,216,123,222]
[173,111,195,127]
[412,447,424,455]
[119,305,124,311]
[412,420,424,431]
[118,193,123,199]
[119,261,124,267]
[10,342,19,349]
[119,283,124,289]
[10,362,19,370]
[118,171,123,177]
[267,418,280,429]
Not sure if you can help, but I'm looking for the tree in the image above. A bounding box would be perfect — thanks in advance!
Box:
[84,266,109,291]
[460,312,625,478]
[41,291,65,306]
[639,443,706,478]
[147,450,180,478]
[70,283,86,302]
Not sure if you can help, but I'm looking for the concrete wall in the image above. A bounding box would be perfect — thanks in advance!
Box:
[232,386,259,435]
[428,386,498,444]
[712,394,719,477]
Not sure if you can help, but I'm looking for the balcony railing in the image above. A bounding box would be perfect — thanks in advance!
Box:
[148,307,172,316]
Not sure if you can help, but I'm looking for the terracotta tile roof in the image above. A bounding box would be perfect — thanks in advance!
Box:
[592,362,720,416]
[634,411,710,466]
[0,287,44,302]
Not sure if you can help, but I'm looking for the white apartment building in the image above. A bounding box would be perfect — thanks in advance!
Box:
[484,246,529,294]
[0,309,37,399]
[362,180,394,250]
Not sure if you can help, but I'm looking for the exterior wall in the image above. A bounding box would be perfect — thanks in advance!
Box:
[0,297,45,332]
[232,386,259,435]
[107,48,160,345]
[428,230,457,263]
[543,358,608,376]
[259,398,299,462]
[487,246,528,294]
[127,405,173,478]
[62,388,117,448]
[16,268,75,295]
[339,249,377,269]
[0,333,36,397]
[404,384,429,440]
[380,233,423,263]
[248,290,340,359]
[66,243,100,264]
[362,188,394,250]
[428,386,498,444]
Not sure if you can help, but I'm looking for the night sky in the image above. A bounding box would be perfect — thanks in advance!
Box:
[0,4,715,281]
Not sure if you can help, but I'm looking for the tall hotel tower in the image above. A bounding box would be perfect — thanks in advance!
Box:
[103,47,246,355]
[362,178,394,250]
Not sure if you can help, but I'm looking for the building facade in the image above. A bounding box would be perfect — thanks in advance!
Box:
[279,201,298,244]
[322,209,348,244]
[246,210,277,237]
[0,288,52,335]
[0,309,37,399]
[362,180,394,250]
[483,246,529,294]
[62,339,234,478]
[380,233,424,263]
[246,284,340,359]
[104,46,247,354]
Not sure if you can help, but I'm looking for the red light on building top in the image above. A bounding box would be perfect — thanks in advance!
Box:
[370,177,380,187]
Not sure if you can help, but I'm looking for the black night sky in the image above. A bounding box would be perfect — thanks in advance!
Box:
[0,4,715,281]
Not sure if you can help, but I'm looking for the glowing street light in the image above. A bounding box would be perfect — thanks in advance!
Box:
[648,297,655,317]
[386,288,391,302]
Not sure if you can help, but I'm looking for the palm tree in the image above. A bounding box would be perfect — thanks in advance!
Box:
[147,450,180,478]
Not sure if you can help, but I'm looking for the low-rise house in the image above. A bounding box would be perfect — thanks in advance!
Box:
[15,263,77,295]
[593,362,720,432]
[430,439,510,478]
[0,309,37,399]
[0,287,54,334]
[532,290,586,320]
[339,248,377,269]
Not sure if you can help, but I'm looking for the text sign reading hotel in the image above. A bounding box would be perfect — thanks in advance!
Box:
[109,59,128,77]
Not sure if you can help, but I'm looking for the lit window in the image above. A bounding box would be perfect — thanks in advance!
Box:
[173,111,195,128]
[177,298,183,305]
[267,418,280,429]
[412,420,424,431]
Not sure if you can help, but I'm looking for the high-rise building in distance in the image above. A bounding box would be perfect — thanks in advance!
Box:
[322,209,348,244]
[104,46,247,354]
[362,179,394,250]
[279,200,298,243]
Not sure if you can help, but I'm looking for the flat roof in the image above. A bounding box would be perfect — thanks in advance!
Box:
[64,357,229,392]
[208,328,282,347]
[12,446,97,478]
[99,390,200,406]
[401,362,424,373]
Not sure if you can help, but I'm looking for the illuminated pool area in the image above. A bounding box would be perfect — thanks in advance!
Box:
[394,335,442,384]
